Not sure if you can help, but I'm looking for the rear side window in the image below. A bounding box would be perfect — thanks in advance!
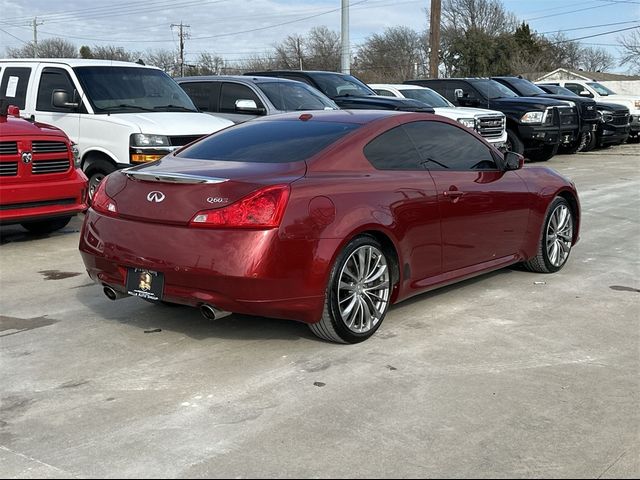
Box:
[178,120,360,163]
[363,126,422,170]
[36,67,78,112]
[403,121,498,170]
[0,67,31,109]
[180,81,214,111]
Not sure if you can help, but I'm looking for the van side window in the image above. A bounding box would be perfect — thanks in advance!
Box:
[0,67,31,109]
[37,68,78,112]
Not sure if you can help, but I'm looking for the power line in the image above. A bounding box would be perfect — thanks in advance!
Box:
[525,2,628,21]
[551,25,640,43]
[539,20,640,35]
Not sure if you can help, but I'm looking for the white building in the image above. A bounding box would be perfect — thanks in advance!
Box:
[535,68,640,95]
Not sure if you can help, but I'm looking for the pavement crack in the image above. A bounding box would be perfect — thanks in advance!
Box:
[597,451,626,479]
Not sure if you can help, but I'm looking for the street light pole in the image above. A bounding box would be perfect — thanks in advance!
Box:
[341,0,350,74]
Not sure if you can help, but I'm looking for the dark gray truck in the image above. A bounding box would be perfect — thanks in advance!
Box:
[404,78,576,161]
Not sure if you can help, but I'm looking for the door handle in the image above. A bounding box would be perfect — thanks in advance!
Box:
[443,190,464,198]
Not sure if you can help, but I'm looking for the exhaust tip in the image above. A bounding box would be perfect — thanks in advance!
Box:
[200,304,217,320]
[103,286,118,301]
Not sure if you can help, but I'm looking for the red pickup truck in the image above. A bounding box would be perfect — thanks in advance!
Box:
[0,101,88,233]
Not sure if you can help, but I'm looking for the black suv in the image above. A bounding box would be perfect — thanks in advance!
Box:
[537,84,630,150]
[246,70,434,113]
[405,78,572,161]
[492,76,597,153]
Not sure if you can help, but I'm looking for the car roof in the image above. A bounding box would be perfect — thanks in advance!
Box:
[253,109,428,125]
[370,83,424,90]
[175,75,305,84]
[0,58,160,69]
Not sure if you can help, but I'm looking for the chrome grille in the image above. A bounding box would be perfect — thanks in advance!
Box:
[32,159,70,174]
[476,116,505,138]
[169,135,203,147]
[32,141,68,154]
[0,141,18,155]
[0,162,18,176]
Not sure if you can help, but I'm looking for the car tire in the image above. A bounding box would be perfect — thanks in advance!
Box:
[580,131,598,152]
[505,129,525,154]
[21,216,72,234]
[527,144,558,162]
[85,159,115,199]
[309,235,393,344]
[523,197,574,274]
[562,131,590,154]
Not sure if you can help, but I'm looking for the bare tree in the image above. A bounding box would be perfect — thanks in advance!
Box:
[306,26,341,71]
[440,0,518,36]
[274,34,306,70]
[84,45,141,62]
[579,46,615,72]
[7,38,77,58]
[618,29,640,73]
[228,53,278,74]
[143,49,178,75]
[356,26,423,83]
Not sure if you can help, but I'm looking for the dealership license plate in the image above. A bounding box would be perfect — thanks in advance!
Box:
[126,268,164,301]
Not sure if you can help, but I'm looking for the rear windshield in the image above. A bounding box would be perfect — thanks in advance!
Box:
[177,120,360,163]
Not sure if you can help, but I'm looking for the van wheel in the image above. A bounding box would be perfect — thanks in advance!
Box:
[85,159,115,199]
[21,216,72,234]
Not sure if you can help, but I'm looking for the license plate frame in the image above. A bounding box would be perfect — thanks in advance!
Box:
[126,268,164,301]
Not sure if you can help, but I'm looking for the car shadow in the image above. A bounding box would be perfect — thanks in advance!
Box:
[75,285,317,343]
[75,267,519,343]
[0,219,82,246]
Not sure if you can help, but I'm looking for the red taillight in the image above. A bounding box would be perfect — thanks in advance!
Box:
[91,180,118,217]
[190,184,290,229]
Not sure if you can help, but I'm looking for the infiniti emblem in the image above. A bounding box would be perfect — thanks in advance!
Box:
[147,191,166,203]
[21,152,32,164]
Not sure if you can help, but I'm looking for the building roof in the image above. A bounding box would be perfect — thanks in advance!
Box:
[535,68,640,82]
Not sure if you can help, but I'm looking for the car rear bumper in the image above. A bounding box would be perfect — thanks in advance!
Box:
[79,209,339,324]
[0,173,88,224]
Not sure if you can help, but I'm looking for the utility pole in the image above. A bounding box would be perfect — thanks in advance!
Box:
[341,0,350,74]
[171,22,191,77]
[429,0,441,78]
[32,17,44,58]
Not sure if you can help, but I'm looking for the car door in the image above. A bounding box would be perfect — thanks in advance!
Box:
[218,82,266,124]
[362,125,442,282]
[403,120,531,273]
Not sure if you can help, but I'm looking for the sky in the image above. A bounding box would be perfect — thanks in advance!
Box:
[0,0,638,73]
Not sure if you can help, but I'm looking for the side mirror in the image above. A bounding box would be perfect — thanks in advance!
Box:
[504,151,525,171]
[235,99,264,114]
[52,89,79,109]
[579,90,593,98]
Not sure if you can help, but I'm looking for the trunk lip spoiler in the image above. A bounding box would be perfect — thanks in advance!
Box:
[123,170,229,184]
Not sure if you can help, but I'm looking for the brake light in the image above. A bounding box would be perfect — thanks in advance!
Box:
[91,180,118,216]
[190,185,290,229]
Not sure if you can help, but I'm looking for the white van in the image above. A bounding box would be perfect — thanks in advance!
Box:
[0,59,233,195]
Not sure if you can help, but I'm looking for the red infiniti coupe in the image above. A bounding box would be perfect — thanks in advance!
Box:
[79,110,580,343]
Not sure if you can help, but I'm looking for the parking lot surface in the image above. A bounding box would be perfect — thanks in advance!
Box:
[1,144,639,478]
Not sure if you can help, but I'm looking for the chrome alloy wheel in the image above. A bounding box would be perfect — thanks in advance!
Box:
[546,203,573,267]
[337,245,390,334]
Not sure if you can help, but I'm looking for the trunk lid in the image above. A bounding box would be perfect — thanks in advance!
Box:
[105,156,306,224]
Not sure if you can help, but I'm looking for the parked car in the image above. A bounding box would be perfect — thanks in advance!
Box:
[245,70,434,113]
[537,84,630,150]
[176,75,339,124]
[80,110,580,344]
[405,78,576,161]
[0,59,233,197]
[0,100,87,233]
[369,83,507,148]
[535,79,639,142]
[491,76,597,153]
